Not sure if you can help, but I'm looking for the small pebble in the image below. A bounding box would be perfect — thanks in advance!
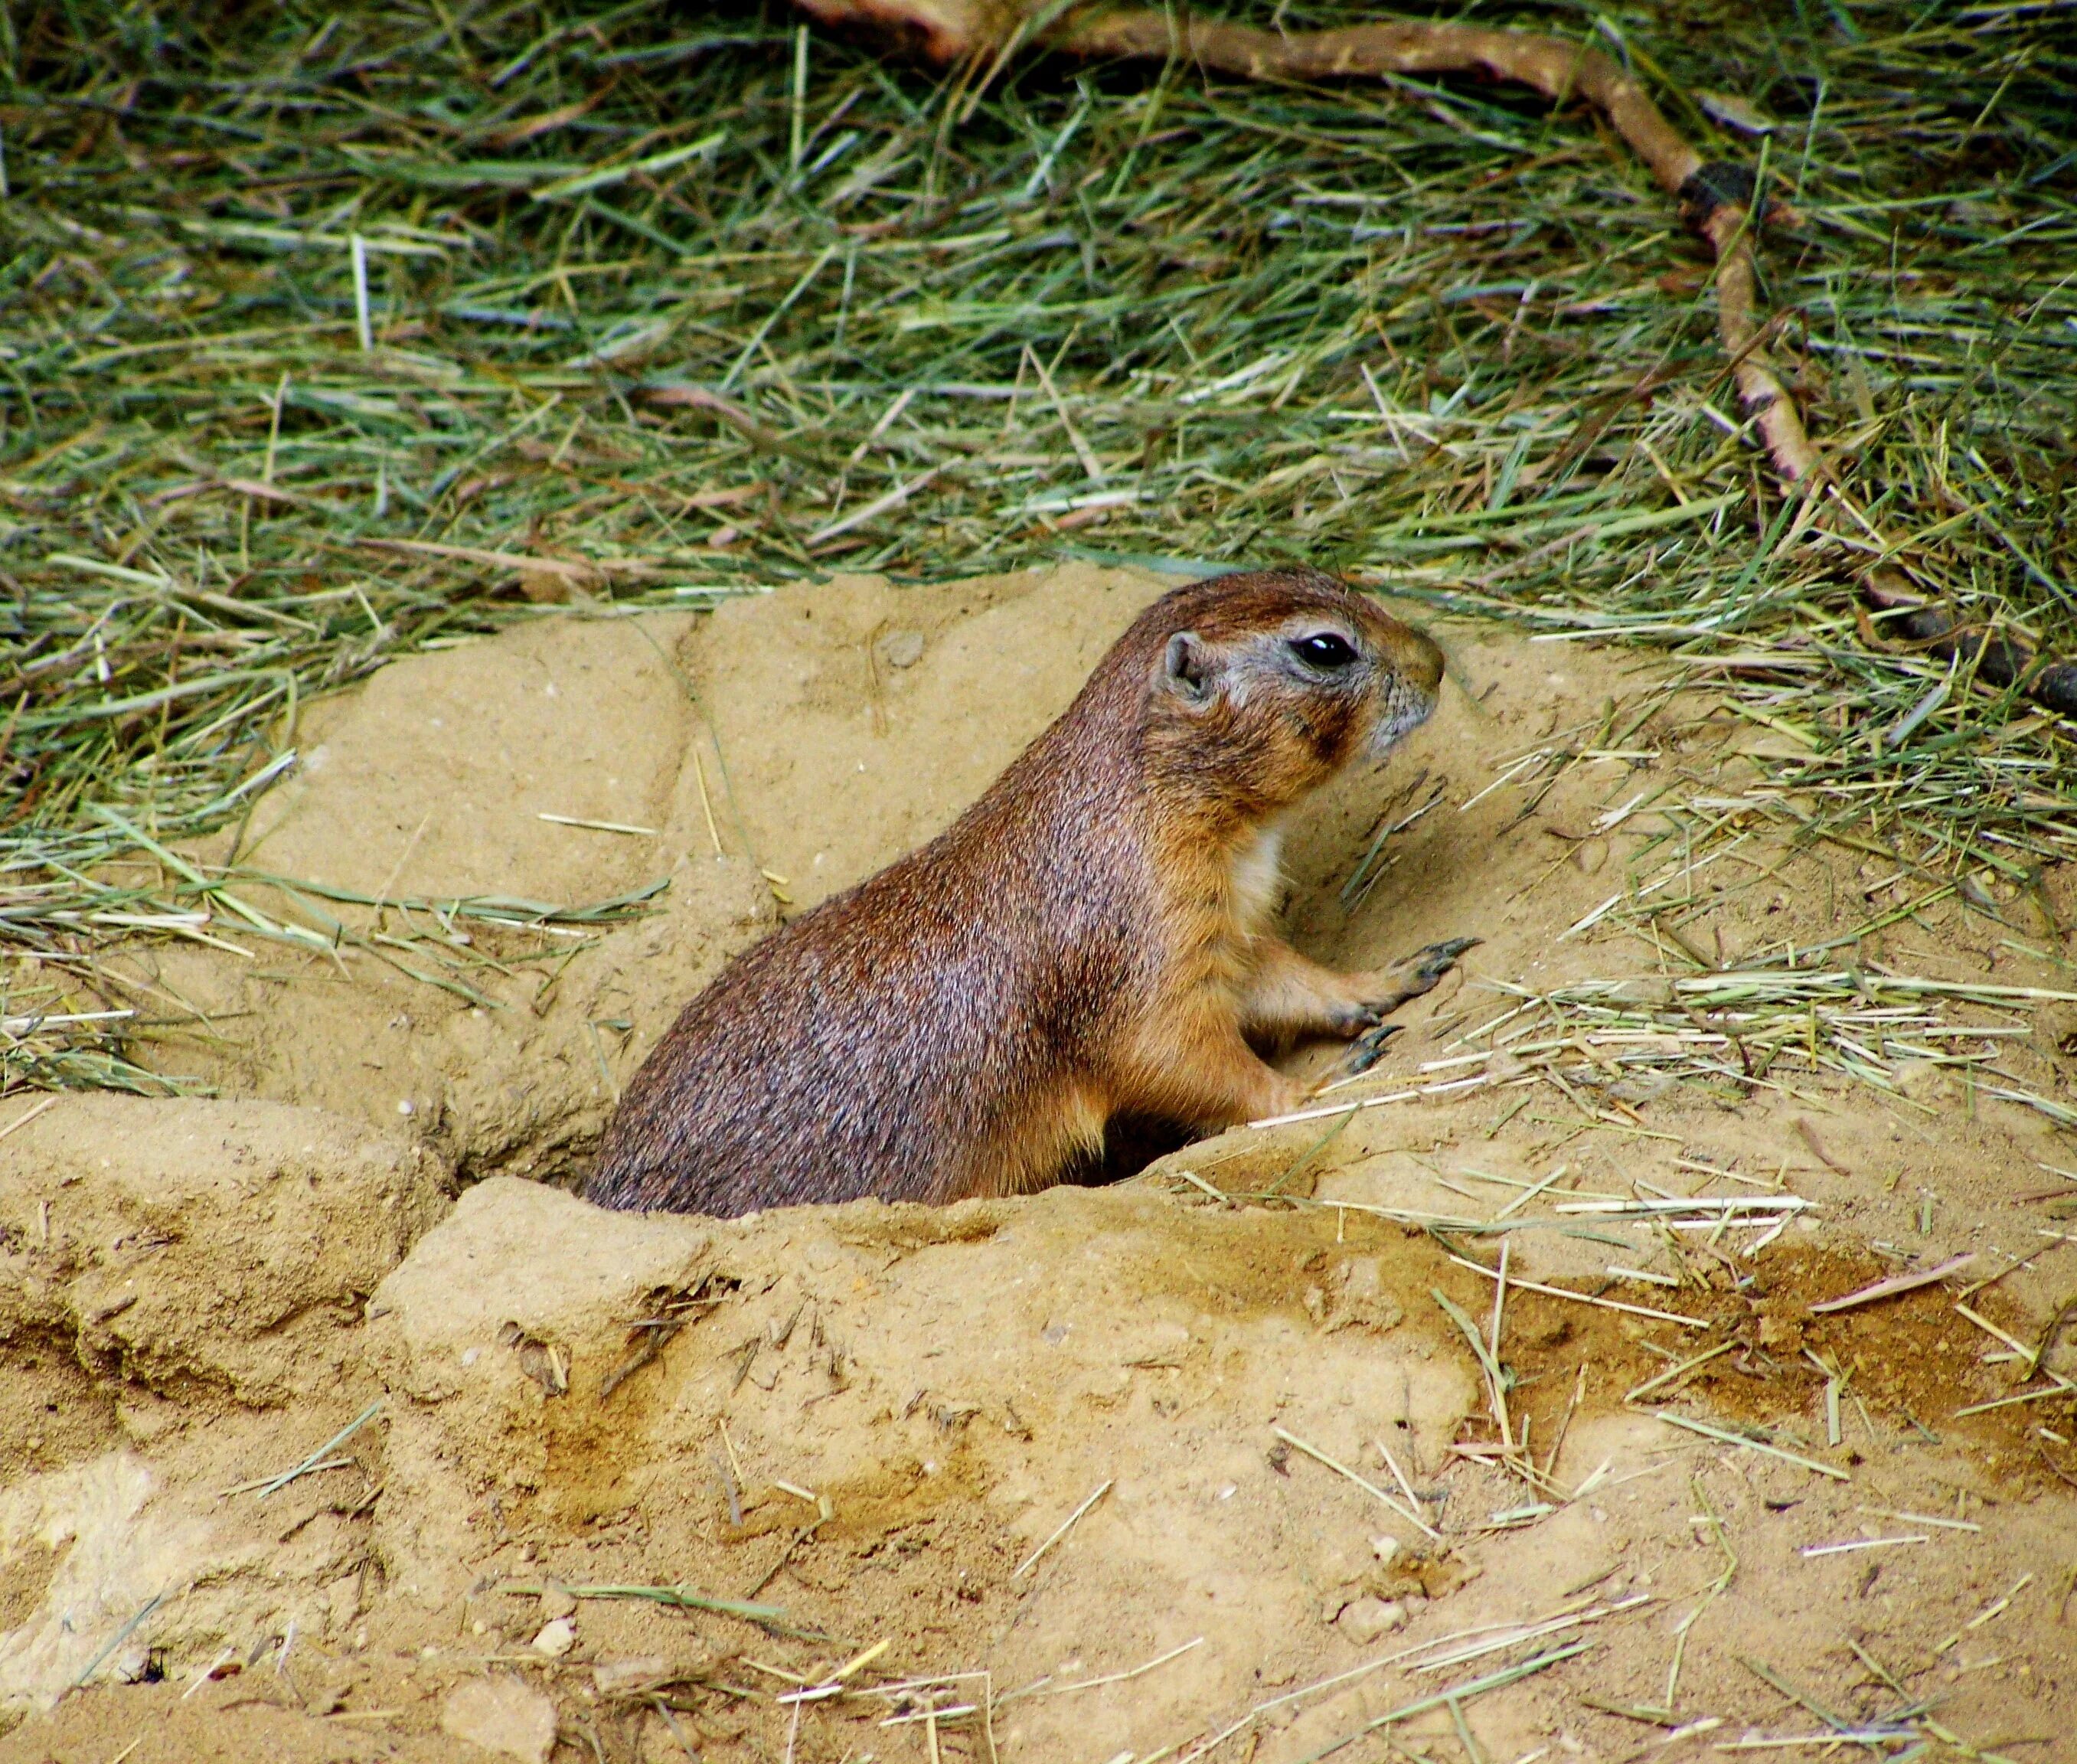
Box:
[531,1616,576,1658]
[442,1677,557,1764]
[878,628,926,668]
[593,1656,672,1697]
[1336,1598,1407,1646]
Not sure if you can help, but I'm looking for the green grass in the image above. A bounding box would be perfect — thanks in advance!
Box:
[2,0,2073,1091]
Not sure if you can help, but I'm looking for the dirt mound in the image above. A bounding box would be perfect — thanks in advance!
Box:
[142,604,779,1178]
[0,1096,447,1430]
[10,1138,2073,1759]
[364,1177,1472,1610]
[6,564,2076,1759]
[0,1097,447,1714]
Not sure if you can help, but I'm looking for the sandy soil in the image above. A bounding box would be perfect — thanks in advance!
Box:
[4,564,2075,1764]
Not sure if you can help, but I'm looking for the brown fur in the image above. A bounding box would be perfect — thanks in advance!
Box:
[587,569,1453,1218]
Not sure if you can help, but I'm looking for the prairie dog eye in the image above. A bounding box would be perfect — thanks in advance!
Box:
[1289,632,1359,669]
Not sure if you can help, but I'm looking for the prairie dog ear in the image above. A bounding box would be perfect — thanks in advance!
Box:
[1161,630,1216,703]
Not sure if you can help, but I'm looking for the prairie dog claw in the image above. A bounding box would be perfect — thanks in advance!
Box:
[1344,1021,1404,1076]
[1396,936,1481,991]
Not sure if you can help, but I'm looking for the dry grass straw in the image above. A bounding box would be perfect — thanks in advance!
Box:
[1168,1589,1650,1762]
[495,1577,825,1639]
[0,0,2072,1094]
[1430,956,2077,1139]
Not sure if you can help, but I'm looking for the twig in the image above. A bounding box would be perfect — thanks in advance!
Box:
[1808,1254,1976,1315]
[498,1581,825,1639]
[978,5,2077,713]
[0,1095,58,1142]
[1446,1253,1708,1329]
[1643,1410,1849,1480]
[1012,1479,1112,1578]
[68,1592,165,1691]
[1273,1426,1442,1542]
[1626,1341,1736,1403]
[1008,1636,1205,1700]
[243,1400,384,1501]
[1799,1535,1928,1558]
[1281,1641,1593,1764]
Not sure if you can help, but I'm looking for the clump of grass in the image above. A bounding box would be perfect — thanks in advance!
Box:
[1,0,2072,1091]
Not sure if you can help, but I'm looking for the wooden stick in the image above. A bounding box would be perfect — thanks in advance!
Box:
[1049,12,1802,471]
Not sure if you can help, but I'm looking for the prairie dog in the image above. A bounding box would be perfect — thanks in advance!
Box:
[589,568,1467,1217]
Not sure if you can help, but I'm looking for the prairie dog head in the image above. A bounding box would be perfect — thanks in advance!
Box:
[1132,568,1444,813]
